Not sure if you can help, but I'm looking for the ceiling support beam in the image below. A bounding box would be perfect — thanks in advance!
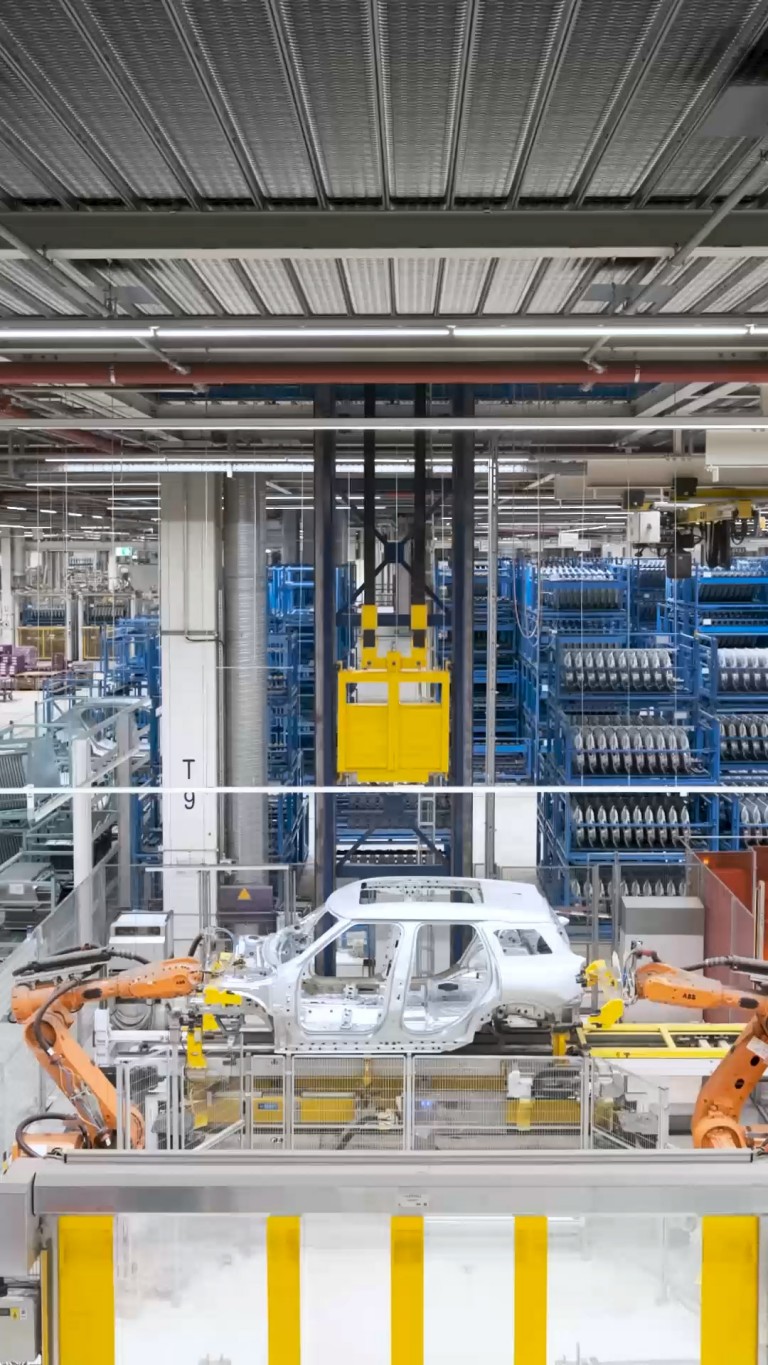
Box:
[9,210,768,260]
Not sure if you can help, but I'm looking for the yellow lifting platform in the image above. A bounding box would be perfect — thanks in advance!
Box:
[337,603,451,782]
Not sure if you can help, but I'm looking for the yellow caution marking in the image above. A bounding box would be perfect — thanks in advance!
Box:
[267,1216,301,1365]
[58,1216,114,1365]
[515,1217,547,1365]
[391,1216,423,1365]
[701,1216,758,1365]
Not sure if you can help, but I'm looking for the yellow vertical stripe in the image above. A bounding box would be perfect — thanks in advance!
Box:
[701,1216,758,1365]
[58,1216,114,1365]
[40,1248,50,1365]
[391,1215,423,1365]
[514,1216,547,1365]
[267,1215,301,1365]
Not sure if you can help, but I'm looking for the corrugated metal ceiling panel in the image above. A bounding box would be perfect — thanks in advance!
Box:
[343,259,392,314]
[455,0,561,199]
[572,262,640,314]
[80,0,249,199]
[0,134,53,201]
[142,262,218,314]
[439,258,489,313]
[182,0,316,199]
[701,258,768,311]
[482,259,539,313]
[0,66,114,199]
[394,258,438,313]
[658,257,740,312]
[293,260,347,314]
[527,260,585,312]
[522,0,660,199]
[278,0,381,199]
[379,0,470,199]
[0,285,37,316]
[97,265,175,315]
[240,260,303,314]
[1,1,185,199]
[191,260,259,313]
[0,262,80,314]
[653,137,753,199]
[590,0,762,198]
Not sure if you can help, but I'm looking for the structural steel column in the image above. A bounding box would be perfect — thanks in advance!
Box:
[484,442,498,877]
[223,473,268,874]
[115,709,134,910]
[160,473,220,952]
[314,387,336,958]
[0,532,13,645]
[450,385,475,880]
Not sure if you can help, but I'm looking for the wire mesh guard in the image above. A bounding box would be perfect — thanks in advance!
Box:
[590,1060,670,1151]
[291,1055,406,1151]
[412,1055,586,1150]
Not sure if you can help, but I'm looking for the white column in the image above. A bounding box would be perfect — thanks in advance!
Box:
[115,709,134,910]
[71,736,93,942]
[160,474,221,952]
[0,532,13,645]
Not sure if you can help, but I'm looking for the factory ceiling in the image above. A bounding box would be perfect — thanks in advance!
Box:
[0,0,767,536]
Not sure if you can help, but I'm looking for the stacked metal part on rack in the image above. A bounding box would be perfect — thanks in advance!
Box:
[518,560,630,754]
[662,564,768,849]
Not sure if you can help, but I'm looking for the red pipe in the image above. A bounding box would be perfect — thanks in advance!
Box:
[0,396,126,454]
[0,361,765,387]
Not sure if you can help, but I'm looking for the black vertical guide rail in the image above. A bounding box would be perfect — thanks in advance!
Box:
[412,384,427,648]
[363,384,377,646]
[450,385,475,931]
[313,384,337,973]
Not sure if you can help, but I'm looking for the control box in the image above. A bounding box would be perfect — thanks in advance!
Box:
[0,1288,40,1361]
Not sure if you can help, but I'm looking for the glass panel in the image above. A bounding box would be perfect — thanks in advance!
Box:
[548,1215,701,1363]
[115,1214,268,1365]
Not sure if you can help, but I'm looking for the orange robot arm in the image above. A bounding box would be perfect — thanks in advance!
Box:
[11,956,202,1151]
[634,953,768,1149]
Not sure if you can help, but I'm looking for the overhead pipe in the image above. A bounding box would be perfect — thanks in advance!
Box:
[1,361,768,387]
[0,396,125,455]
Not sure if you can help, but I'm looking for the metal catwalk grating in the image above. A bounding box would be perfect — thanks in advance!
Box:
[377,0,471,199]
[482,259,540,313]
[439,258,489,313]
[293,259,347,314]
[183,0,316,200]
[455,0,562,200]
[278,0,381,199]
[590,0,767,199]
[343,258,392,314]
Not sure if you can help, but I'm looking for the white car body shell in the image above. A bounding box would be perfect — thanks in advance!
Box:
[223,876,584,1054]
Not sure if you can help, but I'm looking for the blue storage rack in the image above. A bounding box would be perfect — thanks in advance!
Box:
[546,704,719,785]
[628,558,666,632]
[550,635,697,708]
[661,565,768,638]
[539,790,719,868]
[720,794,768,851]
